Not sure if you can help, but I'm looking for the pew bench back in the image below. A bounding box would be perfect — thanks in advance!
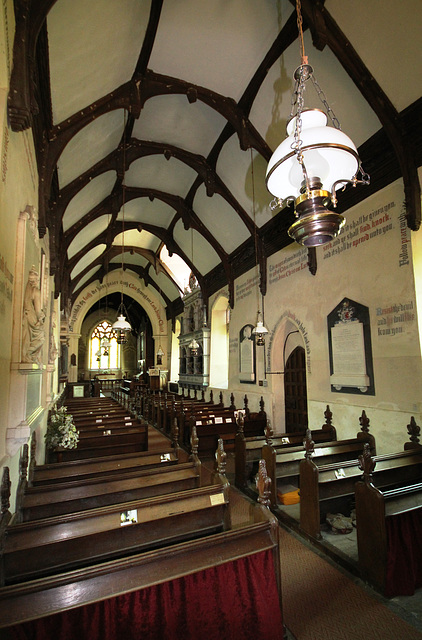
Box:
[235,425,337,491]
[355,476,422,595]
[263,434,375,508]
[48,423,149,463]
[2,483,230,585]
[30,449,178,486]
[300,448,422,539]
[19,461,202,522]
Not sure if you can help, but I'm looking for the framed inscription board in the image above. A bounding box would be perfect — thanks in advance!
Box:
[327,298,375,395]
[72,385,85,398]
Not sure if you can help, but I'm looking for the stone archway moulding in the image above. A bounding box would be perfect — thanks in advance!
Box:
[267,310,311,375]
[69,271,167,339]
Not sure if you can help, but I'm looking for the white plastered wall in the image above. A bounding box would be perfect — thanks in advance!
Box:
[210,178,422,455]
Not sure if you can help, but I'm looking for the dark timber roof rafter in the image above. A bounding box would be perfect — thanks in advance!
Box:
[7,0,422,320]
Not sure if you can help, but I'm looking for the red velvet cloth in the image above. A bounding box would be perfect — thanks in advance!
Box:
[385,508,422,597]
[7,549,283,639]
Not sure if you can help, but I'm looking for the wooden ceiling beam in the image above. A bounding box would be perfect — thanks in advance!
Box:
[69,245,170,295]
[61,186,229,268]
[53,139,255,236]
[7,0,57,131]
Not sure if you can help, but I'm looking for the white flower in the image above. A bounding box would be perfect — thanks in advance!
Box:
[45,406,79,450]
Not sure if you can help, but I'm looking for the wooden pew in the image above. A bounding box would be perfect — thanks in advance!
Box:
[29,421,180,487]
[181,396,266,455]
[75,416,145,435]
[161,393,221,439]
[355,444,422,596]
[71,407,131,421]
[187,409,238,454]
[0,460,284,636]
[170,399,215,440]
[235,405,337,492]
[17,427,199,522]
[73,414,132,429]
[17,461,204,522]
[240,394,268,436]
[64,398,121,412]
[32,448,178,486]
[300,428,422,540]
[154,391,210,433]
[263,413,376,509]
[2,481,231,585]
[47,422,149,463]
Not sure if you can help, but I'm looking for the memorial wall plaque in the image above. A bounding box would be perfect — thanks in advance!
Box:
[327,298,375,395]
[239,324,256,383]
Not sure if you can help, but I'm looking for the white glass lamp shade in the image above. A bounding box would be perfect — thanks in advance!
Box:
[252,312,269,337]
[266,109,359,199]
[112,315,131,332]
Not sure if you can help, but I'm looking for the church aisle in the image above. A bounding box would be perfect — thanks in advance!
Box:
[278,525,422,640]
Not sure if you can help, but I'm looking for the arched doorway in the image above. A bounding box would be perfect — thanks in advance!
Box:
[284,346,308,432]
[267,317,308,434]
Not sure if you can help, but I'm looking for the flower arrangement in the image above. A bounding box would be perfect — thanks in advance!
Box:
[45,405,79,450]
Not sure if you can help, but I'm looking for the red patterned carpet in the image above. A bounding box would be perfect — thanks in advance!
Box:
[279,526,422,640]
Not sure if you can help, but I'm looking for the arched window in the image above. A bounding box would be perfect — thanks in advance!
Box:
[209,296,229,389]
[90,320,120,370]
[170,318,181,383]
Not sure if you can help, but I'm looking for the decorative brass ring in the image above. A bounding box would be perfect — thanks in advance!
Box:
[295,190,331,205]
[265,143,361,186]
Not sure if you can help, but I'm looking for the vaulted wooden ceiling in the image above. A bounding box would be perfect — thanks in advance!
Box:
[8,0,422,321]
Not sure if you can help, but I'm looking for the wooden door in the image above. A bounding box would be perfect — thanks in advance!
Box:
[284,346,308,432]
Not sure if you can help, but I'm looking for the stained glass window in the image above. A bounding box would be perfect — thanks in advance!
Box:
[90,320,119,369]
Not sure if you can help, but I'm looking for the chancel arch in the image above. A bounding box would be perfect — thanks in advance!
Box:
[68,270,167,381]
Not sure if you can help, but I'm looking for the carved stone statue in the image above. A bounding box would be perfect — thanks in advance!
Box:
[22,266,45,365]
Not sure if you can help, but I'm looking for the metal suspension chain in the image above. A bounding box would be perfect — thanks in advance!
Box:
[310,73,342,130]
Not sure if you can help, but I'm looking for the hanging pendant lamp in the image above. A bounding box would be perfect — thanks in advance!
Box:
[252,310,269,346]
[265,0,370,247]
[250,148,269,345]
[112,109,132,343]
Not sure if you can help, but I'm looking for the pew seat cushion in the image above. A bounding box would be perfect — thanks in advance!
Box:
[277,484,300,505]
